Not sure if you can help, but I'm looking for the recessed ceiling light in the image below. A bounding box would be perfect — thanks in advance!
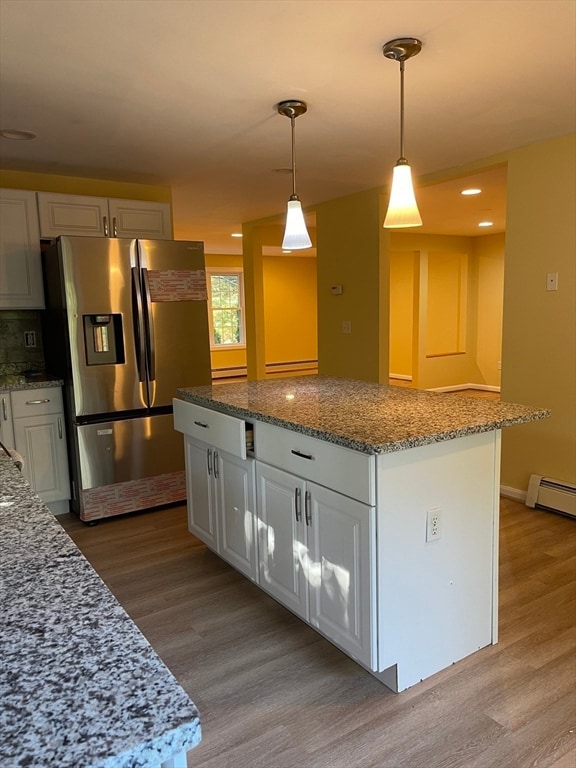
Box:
[282,249,292,254]
[461,188,481,196]
[0,129,37,140]
[478,221,493,227]
[231,232,243,238]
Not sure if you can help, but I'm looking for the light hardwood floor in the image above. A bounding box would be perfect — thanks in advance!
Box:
[60,497,575,768]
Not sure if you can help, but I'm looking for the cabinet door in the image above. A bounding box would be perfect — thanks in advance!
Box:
[13,413,70,503]
[37,192,109,238]
[0,189,44,309]
[108,199,172,240]
[256,463,308,620]
[307,482,375,669]
[184,436,218,549]
[215,450,258,582]
[0,393,15,449]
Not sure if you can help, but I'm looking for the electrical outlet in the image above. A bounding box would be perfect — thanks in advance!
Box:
[426,508,442,542]
[24,331,37,348]
[342,320,352,334]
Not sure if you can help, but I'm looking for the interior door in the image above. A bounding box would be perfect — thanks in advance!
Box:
[138,239,212,408]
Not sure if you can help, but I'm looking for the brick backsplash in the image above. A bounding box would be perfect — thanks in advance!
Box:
[0,310,46,377]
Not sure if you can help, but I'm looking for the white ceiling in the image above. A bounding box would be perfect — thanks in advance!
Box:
[1,0,574,254]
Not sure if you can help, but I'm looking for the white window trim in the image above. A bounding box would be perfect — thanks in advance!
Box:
[206,268,246,350]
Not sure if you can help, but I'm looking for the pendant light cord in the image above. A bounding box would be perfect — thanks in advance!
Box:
[399,59,405,161]
[290,115,298,200]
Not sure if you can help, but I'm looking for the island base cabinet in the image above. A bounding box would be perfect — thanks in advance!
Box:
[183,435,258,582]
[256,462,376,669]
[376,431,501,692]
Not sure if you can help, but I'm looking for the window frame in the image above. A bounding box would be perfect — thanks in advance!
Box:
[206,268,246,350]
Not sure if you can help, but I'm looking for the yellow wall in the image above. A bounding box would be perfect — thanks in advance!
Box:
[263,256,317,364]
[315,188,389,383]
[389,250,414,378]
[474,233,504,386]
[501,134,576,489]
[0,169,171,203]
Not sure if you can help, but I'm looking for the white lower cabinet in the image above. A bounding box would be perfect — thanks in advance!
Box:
[256,461,375,669]
[4,387,70,514]
[184,435,258,582]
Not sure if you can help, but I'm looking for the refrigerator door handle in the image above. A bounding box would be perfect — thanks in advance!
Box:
[141,267,156,382]
[131,266,147,382]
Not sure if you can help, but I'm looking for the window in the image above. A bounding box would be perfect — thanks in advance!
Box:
[207,270,245,348]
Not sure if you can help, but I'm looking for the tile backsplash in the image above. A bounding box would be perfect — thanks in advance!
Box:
[0,310,45,377]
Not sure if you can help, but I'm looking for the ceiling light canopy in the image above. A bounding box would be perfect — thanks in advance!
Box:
[276,100,312,251]
[382,37,422,229]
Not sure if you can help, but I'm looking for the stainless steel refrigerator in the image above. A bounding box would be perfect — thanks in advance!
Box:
[42,236,212,522]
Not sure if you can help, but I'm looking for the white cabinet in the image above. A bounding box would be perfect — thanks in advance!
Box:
[37,192,172,240]
[183,435,258,582]
[256,461,375,668]
[5,387,70,515]
[0,188,45,309]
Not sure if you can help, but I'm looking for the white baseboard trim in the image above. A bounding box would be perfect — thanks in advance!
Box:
[500,485,527,503]
[427,383,501,393]
[389,373,412,382]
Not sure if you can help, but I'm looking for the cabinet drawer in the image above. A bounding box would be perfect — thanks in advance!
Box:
[173,399,246,459]
[255,421,375,505]
[11,387,63,418]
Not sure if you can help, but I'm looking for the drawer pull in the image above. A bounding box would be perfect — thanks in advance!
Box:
[194,420,209,429]
[26,399,50,405]
[291,449,314,461]
[294,487,302,522]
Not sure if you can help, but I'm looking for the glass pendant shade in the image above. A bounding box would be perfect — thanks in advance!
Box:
[282,197,312,250]
[383,160,422,228]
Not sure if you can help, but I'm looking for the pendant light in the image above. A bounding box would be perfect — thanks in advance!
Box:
[382,37,423,228]
[276,100,312,250]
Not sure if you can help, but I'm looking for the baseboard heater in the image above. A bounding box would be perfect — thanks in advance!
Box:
[526,475,576,518]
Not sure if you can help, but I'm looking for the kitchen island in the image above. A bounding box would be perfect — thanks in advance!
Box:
[0,450,201,768]
[174,376,548,692]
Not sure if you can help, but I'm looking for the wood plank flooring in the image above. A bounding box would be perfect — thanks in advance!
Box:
[60,498,576,768]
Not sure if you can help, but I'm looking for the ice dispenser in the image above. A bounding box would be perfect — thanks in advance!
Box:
[83,314,125,365]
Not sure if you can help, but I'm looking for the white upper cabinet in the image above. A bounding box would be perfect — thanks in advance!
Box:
[37,192,172,240]
[0,188,45,309]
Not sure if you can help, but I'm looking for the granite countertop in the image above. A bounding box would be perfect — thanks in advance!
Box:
[0,374,63,392]
[176,375,550,454]
[0,452,201,768]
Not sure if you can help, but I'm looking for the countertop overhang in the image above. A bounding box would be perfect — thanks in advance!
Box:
[176,376,550,455]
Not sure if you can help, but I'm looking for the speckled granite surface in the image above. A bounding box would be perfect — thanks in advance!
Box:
[0,374,63,391]
[176,376,550,454]
[0,452,201,768]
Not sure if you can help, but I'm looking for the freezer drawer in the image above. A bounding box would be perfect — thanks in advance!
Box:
[76,413,183,490]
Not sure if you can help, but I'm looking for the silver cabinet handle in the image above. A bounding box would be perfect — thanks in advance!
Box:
[1,397,7,421]
[291,449,314,461]
[58,417,63,439]
[213,450,219,479]
[26,399,50,405]
[305,490,312,526]
[294,487,302,522]
[103,215,109,237]
[112,216,118,237]
[207,448,212,476]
